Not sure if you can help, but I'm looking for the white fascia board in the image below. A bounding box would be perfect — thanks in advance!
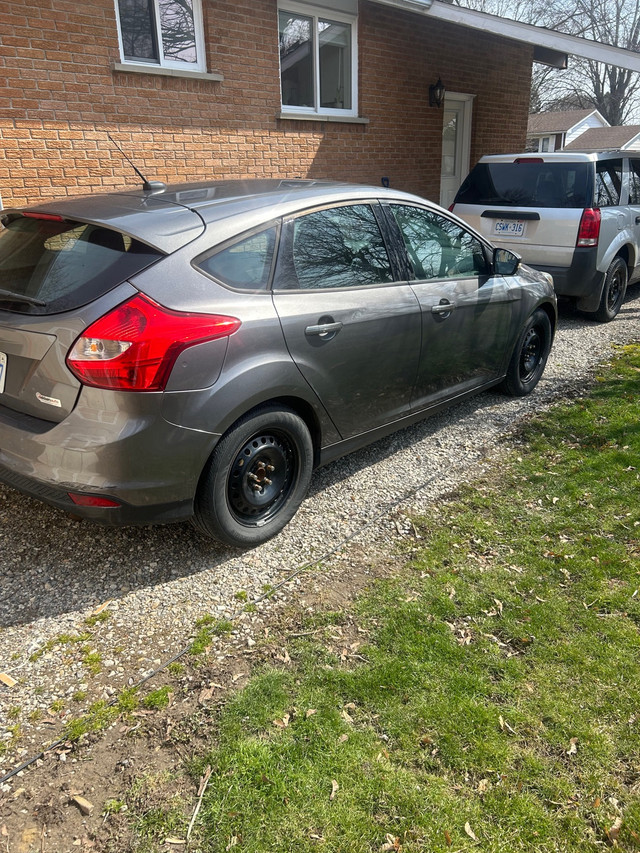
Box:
[426,0,640,73]
[368,0,434,13]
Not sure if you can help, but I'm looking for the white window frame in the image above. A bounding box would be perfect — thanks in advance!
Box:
[278,1,358,119]
[115,0,207,73]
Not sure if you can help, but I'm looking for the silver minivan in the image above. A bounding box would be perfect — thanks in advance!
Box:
[452,151,640,321]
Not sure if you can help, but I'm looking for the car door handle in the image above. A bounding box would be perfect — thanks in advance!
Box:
[635,215,640,224]
[431,300,456,316]
[305,321,343,338]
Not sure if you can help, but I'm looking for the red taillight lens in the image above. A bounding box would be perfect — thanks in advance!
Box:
[22,212,65,222]
[67,293,241,391]
[577,208,601,247]
[68,493,121,507]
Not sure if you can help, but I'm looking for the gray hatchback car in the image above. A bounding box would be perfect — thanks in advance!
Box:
[0,180,556,547]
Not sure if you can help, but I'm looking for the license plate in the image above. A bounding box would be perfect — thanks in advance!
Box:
[0,352,6,395]
[493,219,526,238]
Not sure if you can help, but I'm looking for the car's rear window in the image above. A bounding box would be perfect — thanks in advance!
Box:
[0,214,163,314]
[455,162,591,209]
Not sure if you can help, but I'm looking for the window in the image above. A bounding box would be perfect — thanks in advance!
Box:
[389,205,488,280]
[629,160,640,205]
[0,215,162,314]
[116,0,206,71]
[195,227,278,291]
[595,159,622,207]
[275,205,392,290]
[278,2,357,116]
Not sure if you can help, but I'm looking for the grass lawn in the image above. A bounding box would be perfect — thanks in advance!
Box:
[131,344,640,852]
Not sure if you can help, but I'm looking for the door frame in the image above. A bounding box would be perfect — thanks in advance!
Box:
[439,92,474,208]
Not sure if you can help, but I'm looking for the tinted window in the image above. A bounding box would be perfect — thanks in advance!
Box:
[276,204,393,290]
[195,227,277,291]
[390,204,488,280]
[594,159,622,206]
[0,215,162,315]
[455,161,590,209]
[630,160,640,205]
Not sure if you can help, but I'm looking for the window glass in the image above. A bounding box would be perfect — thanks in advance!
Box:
[159,0,197,63]
[390,205,488,280]
[279,4,356,115]
[455,162,590,209]
[319,19,351,109]
[279,11,314,108]
[629,161,640,205]
[279,205,392,290]
[117,0,202,69]
[118,0,158,61]
[595,159,622,207]
[195,228,277,291]
[0,215,162,315]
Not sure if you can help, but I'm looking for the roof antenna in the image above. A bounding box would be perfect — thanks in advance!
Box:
[107,133,166,193]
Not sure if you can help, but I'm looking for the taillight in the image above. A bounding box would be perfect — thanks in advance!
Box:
[577,208,601,247]
[68,493,121,508]
[67,293,240,391]
[22,212,65,222]
[448,203,455,212]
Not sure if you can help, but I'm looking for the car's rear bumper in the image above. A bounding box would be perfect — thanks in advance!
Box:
[0,389,218,526]
[532,247,604,310]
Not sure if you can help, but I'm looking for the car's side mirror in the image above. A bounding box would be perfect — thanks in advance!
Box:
[493,247,521,276]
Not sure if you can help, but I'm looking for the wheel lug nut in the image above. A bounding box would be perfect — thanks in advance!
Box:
[266,465,275,472]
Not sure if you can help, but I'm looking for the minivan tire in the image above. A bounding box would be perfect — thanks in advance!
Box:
[499,309,552,397]
[193,404,314,548]
[591,256,628,323]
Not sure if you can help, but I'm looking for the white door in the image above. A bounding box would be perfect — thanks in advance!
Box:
[439,93,474,208]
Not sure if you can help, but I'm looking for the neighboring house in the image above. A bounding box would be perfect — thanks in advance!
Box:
[1,0,640,210]
[563,125,640,151]
[527,108,609,152]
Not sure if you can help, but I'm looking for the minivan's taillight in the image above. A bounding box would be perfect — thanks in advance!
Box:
[577,208,601,247]
[67,294,240,391]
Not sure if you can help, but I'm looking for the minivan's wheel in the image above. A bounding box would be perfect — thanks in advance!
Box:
[193,405,313,548]
[499,309,552,397]
[591,257,628,323]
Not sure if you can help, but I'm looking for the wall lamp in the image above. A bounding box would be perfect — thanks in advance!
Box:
[429,77,445,108]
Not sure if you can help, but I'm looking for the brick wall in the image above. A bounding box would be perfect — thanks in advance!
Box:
[0,0,532,208]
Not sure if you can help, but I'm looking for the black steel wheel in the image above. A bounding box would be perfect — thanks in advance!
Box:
[193,405,313,547]
[499,309,552,397]
[592,256,627,323]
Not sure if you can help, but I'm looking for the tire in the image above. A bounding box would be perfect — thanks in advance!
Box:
[591,256,628,323]
[192,405,313,548]
[499,309,552,397]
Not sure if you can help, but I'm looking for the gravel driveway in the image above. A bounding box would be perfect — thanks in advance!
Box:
[1,290,639,775]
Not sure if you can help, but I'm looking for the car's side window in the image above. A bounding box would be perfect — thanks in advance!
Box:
[194,227,278,291]
[277,204,393,290]
[629,160,640,205]
[595,160,622,207]
[389,204,488,280]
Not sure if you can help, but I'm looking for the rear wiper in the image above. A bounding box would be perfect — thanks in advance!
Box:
[0,289,46,307]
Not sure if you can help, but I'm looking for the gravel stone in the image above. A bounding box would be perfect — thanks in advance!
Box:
[1,293,639,774]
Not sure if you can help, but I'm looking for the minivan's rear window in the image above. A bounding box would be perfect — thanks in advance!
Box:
[0,214,163,314]
[455,162,591,209]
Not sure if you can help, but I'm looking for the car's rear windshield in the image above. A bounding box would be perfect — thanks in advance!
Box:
[0,213,164,314]
[454,161,591,209]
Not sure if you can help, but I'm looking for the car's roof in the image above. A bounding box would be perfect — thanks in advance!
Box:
[9,179,429,253]
[477,151,626,164]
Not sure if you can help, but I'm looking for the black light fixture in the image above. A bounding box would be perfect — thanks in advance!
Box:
[429,77,445,108]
